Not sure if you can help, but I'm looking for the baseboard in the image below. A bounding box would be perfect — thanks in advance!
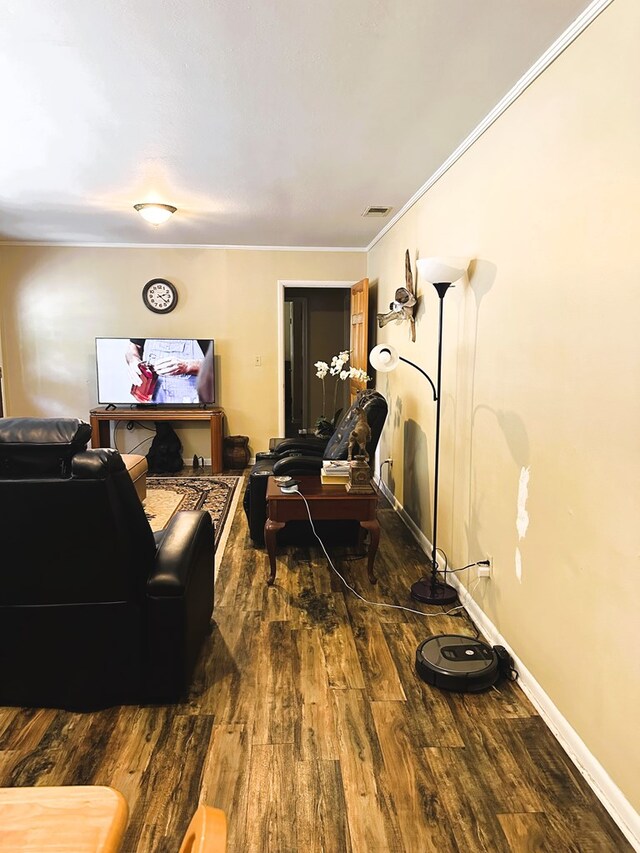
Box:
[375,476,640,852]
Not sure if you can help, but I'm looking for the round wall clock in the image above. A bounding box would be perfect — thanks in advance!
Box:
[142,278,178,314]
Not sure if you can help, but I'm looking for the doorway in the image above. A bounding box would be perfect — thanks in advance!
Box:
[283,287,350,437]
[278,280,354,438]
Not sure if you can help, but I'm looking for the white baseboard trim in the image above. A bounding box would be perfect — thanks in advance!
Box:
[375,477,640,852]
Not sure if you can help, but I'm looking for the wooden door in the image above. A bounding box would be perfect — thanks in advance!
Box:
[349,278,369,402]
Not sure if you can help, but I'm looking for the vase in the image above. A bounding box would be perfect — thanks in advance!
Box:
[223,435,250,469]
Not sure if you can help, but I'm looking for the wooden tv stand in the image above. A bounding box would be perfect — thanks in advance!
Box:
[89,406,225,474]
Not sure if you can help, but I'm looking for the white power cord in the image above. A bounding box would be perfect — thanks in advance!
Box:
[289,487,478,619]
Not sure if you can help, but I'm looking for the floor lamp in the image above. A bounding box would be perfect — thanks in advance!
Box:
[370,257,469,605]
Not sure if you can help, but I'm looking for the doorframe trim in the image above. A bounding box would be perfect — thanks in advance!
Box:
[277,280,355,438]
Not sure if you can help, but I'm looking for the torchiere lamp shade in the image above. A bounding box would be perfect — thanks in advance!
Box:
[415,257,469,285]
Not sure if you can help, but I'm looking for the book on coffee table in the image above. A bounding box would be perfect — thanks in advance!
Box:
[320,471,349,485]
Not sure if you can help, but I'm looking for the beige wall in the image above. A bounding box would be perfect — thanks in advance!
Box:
[368,0,640,813]
[0,246,365,457]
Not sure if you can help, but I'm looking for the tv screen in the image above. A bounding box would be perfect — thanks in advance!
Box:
[96,338,215,405]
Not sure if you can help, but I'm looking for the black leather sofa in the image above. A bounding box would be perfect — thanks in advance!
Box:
[244,389,388,545]
[0,417,214,709]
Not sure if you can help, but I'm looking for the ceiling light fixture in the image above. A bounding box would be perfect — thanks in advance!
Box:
[134,203,177,225]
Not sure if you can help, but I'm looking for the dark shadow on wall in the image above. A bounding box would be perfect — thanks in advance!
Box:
[403,418,433,543]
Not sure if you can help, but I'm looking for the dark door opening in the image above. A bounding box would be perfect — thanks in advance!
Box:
[284,287,350,438]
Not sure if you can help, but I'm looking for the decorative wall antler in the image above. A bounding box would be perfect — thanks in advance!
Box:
[376,249,418,342]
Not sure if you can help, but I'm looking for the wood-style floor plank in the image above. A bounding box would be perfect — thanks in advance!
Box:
[496,812,558,852]
[245,743,298,852]
[295,759,352,853]
[199,723,251,852]
[252,620,296,746]
[0,476,632,852]
[332,688,395,852]
[371,699,458,852]
[293,627,339,761]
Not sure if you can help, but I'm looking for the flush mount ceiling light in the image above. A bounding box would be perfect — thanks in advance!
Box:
[133,203,177,225]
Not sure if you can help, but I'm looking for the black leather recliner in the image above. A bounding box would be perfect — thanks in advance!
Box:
[0,417,214,710]
[243,389,388,545]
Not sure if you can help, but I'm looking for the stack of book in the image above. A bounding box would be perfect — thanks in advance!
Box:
[320,459,350,485]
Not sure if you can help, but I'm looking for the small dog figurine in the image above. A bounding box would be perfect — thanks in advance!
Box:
[347,405,371,463]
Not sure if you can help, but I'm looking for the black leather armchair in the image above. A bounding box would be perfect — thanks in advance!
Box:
[243,389,388,545]
[0,417,214,709]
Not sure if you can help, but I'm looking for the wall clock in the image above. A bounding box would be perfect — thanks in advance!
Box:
[142,278,178,314]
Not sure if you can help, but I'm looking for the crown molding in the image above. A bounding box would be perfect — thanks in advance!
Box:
[0,241,366,253]
[367,0,615,252]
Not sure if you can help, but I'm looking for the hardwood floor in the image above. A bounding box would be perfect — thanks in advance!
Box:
[0,473,631,852]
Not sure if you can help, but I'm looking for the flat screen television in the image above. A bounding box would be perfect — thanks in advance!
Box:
[96,338,215,406]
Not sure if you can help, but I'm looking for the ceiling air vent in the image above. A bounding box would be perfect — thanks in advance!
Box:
[362,205,392,217]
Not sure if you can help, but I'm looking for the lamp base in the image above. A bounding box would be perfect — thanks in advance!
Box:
[410,577,458,605]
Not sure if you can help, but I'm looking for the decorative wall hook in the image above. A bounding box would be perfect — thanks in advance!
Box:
[376,249,418,342]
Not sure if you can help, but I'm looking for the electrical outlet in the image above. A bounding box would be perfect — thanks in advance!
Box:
[478,557,492,578]
[254,355,262,367]
[386,457,393,467]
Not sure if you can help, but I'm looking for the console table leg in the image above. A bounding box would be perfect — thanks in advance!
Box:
[265,519,285,585]
[360,519,380,584]
[90,416,110,449]
[210,413,223,474]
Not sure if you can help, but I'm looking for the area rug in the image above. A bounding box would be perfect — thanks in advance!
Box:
[144,475,242,554]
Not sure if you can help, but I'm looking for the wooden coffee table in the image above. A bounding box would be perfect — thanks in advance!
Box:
[264,475,380,586]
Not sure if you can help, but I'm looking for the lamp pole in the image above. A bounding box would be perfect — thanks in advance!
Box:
[370,257,469,606]
[410,281,457,605]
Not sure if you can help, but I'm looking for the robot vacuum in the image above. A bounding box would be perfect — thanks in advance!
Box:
[415,634,499,693]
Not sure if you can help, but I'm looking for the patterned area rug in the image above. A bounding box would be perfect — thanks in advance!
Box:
[144,475,242,552]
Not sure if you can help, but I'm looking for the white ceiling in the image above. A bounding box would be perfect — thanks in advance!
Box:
[0,0,593,248]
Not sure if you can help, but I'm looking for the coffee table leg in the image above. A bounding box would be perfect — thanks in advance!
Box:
[265,519,285,585]
[359,519,380,584]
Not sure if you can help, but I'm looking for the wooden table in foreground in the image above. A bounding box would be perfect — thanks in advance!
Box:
[265,474,380,586]
[0,785,128,852]
[90,406,225,473]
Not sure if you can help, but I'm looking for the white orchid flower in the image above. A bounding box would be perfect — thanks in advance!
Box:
[314,360,329,379]
[349,367,370,382]
[330,351,350,371]
[315,352,364,429]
